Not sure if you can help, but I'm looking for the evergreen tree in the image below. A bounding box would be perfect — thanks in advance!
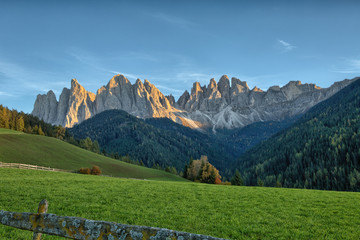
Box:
[231,170,244,186]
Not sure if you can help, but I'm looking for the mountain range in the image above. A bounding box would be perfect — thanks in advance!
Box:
[31,74,356,130]
[234,78,360,191]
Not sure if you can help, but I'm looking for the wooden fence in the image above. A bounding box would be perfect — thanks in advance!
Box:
[0,200,227,240]
[0,162,71,173]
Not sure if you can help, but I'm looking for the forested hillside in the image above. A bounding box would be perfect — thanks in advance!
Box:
[69,110,233,173]
[235,79,360,191]
[0,104,65,138]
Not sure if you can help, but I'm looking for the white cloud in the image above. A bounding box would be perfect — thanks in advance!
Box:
[278,39,296,51]
[333,58,360,74]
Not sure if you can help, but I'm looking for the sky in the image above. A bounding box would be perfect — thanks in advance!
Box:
[1,0,360,113]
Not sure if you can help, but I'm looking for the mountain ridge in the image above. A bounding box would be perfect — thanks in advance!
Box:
[234,78,360,191]
[32,74,357,129]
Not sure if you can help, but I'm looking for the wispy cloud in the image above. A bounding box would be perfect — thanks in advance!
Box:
[333,58,360,74]
[0,60,64,95]
[0,91,14,97]
[150,13,193,28]
[278,39,296,52]
[156,85,184,93]
[109,71,139,80]
[350,59,360,69]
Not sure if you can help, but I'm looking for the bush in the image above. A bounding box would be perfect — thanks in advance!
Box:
[91,165,102,175]
[79,168,91,174]
[215,177,222,185]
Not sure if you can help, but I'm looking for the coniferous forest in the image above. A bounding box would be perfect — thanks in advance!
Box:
[234,79,360,191]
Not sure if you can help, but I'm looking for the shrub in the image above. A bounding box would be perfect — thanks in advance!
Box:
[215,177,222,185]
[79,168,91,174]
[91,165,102,175]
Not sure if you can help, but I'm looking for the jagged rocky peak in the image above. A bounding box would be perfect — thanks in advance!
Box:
[32,73,357,130]
[71,78,96,100]
[135,78,143,86]
[177,90,190,109]
[208,78,217,89]
[268,85,281,91]
[32,90,58,124]
[231,77,250,95]
[191,82,204,96]
[251,86,263,92]
[106,74,130,89]
[218,75,231,102]
[143,79,156,93]
[166,94,175,106]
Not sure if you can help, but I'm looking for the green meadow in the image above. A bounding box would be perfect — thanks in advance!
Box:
[1,168,360,240]
[0,128,185,181]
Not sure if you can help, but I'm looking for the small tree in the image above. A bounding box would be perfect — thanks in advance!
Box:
[16,116,24,132]
[91,165,102,175]
[38,126,45,136]
[185,155,221,184]
[231,170,244,186]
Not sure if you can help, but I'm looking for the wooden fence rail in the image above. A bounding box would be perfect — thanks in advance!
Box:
[0,162,71,173]
[0,200,227,240]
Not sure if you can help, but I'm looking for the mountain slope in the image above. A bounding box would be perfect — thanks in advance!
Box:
[0,128,186,181]
[32,74,355,129]
[234,78,360,191]
[69,110,233,173]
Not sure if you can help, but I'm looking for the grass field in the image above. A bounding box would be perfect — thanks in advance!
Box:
[0,168,360,239]
[0,128,185,181]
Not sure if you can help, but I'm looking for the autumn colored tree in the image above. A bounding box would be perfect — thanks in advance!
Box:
[16,116,25,132]
[79,168,91,174]
[91,165,102,175]
[185,155,221,184]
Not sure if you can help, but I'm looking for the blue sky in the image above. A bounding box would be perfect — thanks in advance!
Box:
[1,0,360,113]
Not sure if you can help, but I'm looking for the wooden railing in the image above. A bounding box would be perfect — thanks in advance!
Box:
[0,200,226,240]
[0,162,71,173]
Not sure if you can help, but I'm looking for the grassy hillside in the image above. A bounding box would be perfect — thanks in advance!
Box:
[1,168,360,239]
[0,128,185,181]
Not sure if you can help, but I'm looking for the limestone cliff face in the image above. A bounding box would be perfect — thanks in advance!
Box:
[32,74,357,130]
[32,90,58,124]
[175,75,357,130]
[32,74,177,128]
[32,79,96,127]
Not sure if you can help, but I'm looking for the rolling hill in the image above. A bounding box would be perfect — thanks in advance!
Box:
[234,78,360,191]
[0,128,185,181]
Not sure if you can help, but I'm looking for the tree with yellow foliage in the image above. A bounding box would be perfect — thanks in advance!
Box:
[185,155,221,184]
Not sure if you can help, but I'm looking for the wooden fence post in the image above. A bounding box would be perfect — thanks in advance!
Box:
[32,199,48,240]
[0,200,226,240]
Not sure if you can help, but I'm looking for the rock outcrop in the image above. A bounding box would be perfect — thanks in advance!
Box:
[32,74,357,130]
[32,74,178,128]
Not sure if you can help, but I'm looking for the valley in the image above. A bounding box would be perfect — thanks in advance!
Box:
[2,2,360,239]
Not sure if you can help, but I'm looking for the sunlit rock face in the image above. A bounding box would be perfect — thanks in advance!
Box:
[32,74,178,128]
[32,74,357,130]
